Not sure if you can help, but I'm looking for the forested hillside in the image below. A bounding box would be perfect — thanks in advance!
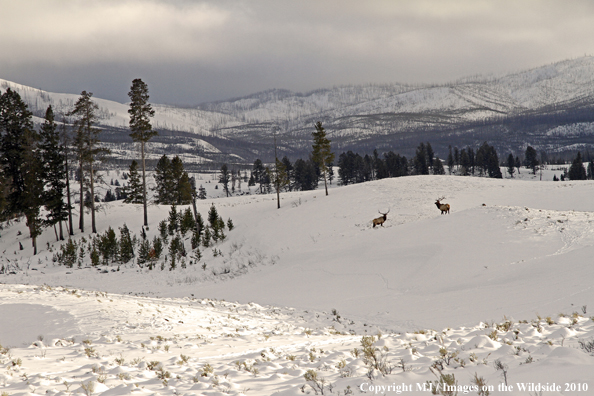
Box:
[3,56,594,163]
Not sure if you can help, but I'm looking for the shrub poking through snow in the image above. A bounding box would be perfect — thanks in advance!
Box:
[360,335,392,375]
[304,369,329,395]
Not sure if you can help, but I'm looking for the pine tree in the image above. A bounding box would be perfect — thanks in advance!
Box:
[170,156,192,204]
[568,152,587,180]
[447,146,454,175]
[432,156,445,175]
[507,153,516,178]
[180,207,196,236]
[208,204,220,229]
[168,203,179,235]
[177,171,193,205]
[198,184,207,200]
[123,160,143,204]
[69,91,109,233]
[97,226,118,265]
[137,238,151,267]
[60,115,74,236]
[219,163,231,197]
[459,149,470,176]
[311,122,334,196]
[252,159,265,193]
[128,78,157,227]
[154,155,174,204]
[293,158,318,191]
[413,142,428,175]
[525,146,539,175]
[118,223,135,264]
[425,142,434,169]
[515,156,521,174]
[39,105,68,241]
[0,88,45,253]
[269,158,289,208]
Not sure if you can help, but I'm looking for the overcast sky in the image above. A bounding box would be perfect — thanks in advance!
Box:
[2,0,594,106]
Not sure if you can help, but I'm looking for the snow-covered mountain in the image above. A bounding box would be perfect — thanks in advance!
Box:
[4,56,594,163]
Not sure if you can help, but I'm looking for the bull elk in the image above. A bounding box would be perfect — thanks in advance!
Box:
[435,197,450,214]
[372,209,390,227]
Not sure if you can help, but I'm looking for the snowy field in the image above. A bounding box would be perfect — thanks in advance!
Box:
[1,169,594,395]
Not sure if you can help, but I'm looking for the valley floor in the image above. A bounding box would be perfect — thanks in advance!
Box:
[2,173,594,394]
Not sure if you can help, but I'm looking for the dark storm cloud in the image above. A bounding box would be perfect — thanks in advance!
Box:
[2,0,594,105]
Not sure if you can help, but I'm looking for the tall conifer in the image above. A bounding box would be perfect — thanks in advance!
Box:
[128,79,157,227]
[311,121,334,196]
[39,105,68,240]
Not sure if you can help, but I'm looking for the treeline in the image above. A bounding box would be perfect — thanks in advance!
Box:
[333,141,504,186]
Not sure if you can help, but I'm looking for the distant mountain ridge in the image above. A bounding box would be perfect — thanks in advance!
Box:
[3,56,594,165]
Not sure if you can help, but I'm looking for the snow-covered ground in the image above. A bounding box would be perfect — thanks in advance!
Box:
[1,171,594,395]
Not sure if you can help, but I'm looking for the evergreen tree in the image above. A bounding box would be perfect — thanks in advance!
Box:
[281,156,294,191]
[198,184,207,200]
[413,142,428,175]
[425,142,434,169]
[168,203,179,235]
[177,171,193,205]
[507,153,516,178]
[154,155,174,204]
[39,105,68,241]
[311,122,334,196]
[337,151,355,185]
[447,146,454,175]
[104,190,116,202]
[208,204,220,229]
[180,207,196,236]
[587,160,594,180]
[219,163,231,197]
[21,124,45,254]
[293,158,318,191]
[170,156,192,204]
[459,149,470,176]
[252,159,265,193]
[525,146,539,175]
[128,78,157,227]
[0,88,45,253]
[432,156,445,175]
[123,160,143,204]
[69,91,109,233]
[568,152,587,180]
[97,226,118,265]
[118,223,135,264]
[137,238,151,267]
[202,225,211,248]
[269,158,289,207]
[467,147,476,175]
[476,142,502,178]
[515,156,521,174]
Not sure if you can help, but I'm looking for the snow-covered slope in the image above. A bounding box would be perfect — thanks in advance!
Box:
[1,175,594,395]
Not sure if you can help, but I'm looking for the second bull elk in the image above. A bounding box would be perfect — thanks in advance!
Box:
[372,209,390,228]
[435,197,450,214]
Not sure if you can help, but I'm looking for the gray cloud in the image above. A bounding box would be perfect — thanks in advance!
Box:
[2,0,594,105]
